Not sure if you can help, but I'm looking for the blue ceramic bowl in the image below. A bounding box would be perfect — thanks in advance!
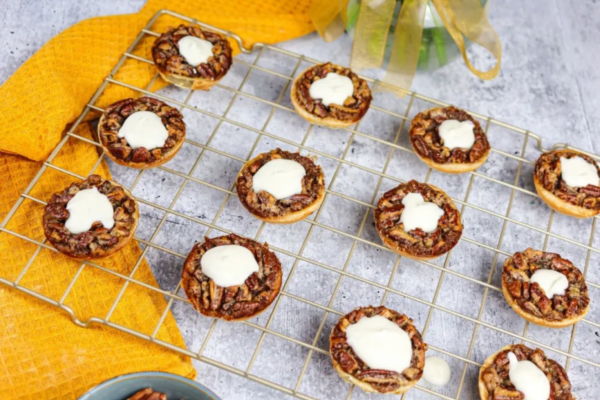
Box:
[78,372,221,400]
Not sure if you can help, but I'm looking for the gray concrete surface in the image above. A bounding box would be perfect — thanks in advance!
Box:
[1,1,599,399]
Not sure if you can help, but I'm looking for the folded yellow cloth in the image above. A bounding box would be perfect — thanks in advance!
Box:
[0,1,314,398]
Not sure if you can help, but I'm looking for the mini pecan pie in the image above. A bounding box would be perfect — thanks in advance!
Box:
[152,24,233,91]
[409,106,490,173]
[479,344,574,400]
[502,248,589,328]
[330,306,427,394]
[182,234,282,321]
[235,148,325,224]
[98,97,186,169]
[374,180,463,260]
[127,388,167,400]
[43,175,138,259]
[291,62,372,128]
[534,149,600,218]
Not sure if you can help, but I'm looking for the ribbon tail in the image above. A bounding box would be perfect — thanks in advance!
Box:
[310,0,351,42]
[380,0,428,96]
[350,0,397,72]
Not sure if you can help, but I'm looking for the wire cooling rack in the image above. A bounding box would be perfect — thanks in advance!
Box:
[1,9,599,400]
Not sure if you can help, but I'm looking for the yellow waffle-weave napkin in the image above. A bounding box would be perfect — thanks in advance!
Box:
[0,1,315,398]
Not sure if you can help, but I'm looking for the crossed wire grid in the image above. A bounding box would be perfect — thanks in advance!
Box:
[0,9,599,400]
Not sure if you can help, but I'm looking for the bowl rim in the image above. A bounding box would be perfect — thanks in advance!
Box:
[77,371,221,400]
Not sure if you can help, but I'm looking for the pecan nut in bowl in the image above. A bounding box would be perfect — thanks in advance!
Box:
[98,97,186,169]
[152,24,233,91]
[182,234,282,321]
[534,149,600,218]
[42,175,138,259]
[409,106,490,174]
[235,148,326,224]
[374,180,463,261]
[479,344,574,400]
[127,388,167,400]
[291,62,372,129]
[329,306,427,394]
[501,248,589,328]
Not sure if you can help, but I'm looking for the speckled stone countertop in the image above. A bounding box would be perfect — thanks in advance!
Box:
[2,1,599,399]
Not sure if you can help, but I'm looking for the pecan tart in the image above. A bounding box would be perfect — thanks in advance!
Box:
[502,248,589,328]
[479,344,574,400]
[43,175,138,259]
[152,24,233,91]
[374,180,463,260]
[182,234,282,321]
[409,106,490,174]
[330,306,427,394]
[291,62,372,128]
[127,388,167,400]
[534,149,600,218]
[235,148,325,224]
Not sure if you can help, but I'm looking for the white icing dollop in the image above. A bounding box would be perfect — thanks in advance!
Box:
[308,72,354,107]
[178,35,214,67]
[400,192,445,233]
[560,156,599,188]
[345,315,412,374]
[507,351,550,400]
[118,111,168,150]
[423,356,451,386]
[65,187,115,234]
[530,269,569,298]
[439,120,475,150]
[201,245,259,287]
[252,159,306,200]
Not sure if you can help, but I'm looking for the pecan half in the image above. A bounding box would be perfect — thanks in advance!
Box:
[152,24,232,80]
[374,180,463,259]
[293,62,372,123]
[235,148,325,219]
[502,248,589,325]
[42,175,138,259]
[480,344,574,400]
[182,234,282,321]
[127,388,167,400]
[330,306,427,394]
[534,149,600,211]
[409,106,490,165]
[98,97,186,168]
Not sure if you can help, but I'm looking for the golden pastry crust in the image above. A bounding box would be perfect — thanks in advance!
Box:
[291,62,372,128]
[98,97,186,169]
[501,248,589,328]
[409,106,490,174]
[479,344,574,400]
[235,148,325,224]
[374,180,463,260]
[181,234,282,321]
[329,306,427,395]
[151,24,232,91]
[42,175,138,259]
[534,149,600,218]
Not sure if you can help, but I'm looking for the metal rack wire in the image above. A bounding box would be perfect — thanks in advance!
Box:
[1,9,599,400]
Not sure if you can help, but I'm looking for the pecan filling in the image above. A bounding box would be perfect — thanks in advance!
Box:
[535,150,600,210]
[503,249,589,321]
[182,234,282,320]
[127,388,167,400]
[99,97,185,164]
[43,175,137,258]
[330,306,426,393]
[294,63,372,122]
[152,24,232,80]
[374,180,462,258]
[481,344,573,400]
[236,148,325,218]
[410,106,490,164]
